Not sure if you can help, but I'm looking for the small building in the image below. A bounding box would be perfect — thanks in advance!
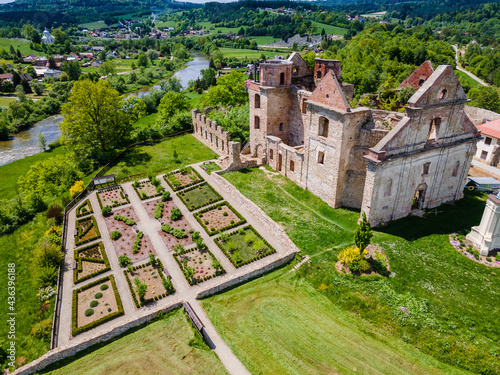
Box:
[19,73,32,82]
[0,73,13,82]
[44,69,63,79]
[41,28,55,44]
[475,118,500,165]
[36,57,48,66]
[54,55,66,62]
[466,177,500,194]
[91,59,103,68]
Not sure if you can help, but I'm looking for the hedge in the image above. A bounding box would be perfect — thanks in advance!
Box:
[76,199,94,218]
[73,242,111,284]
[74,215,101,246]
[214,225,277,268]
[71,275,124,336]
[123,259,175,308]
[176,182,223,212]
[173,245,225,286]
[132,178,164,201]
[194,201,246,236]
[163,166,204,191]
[96,186,130,209]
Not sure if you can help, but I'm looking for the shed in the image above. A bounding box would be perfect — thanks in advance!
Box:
[466,177,500,193]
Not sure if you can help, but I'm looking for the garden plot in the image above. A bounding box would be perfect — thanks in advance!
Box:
[74,242,111,284]
[124,259,175,308]
[132,177,164,200]
[177,182,222,211]
[76,199,93,218]
[195,202,246,235]
[103,206,156,263]
[174,246,225,285]
[72,276,124,336]
[164,166,203,191]
[74,216,101,246]
[97,186,129,208]
[215,226,276,267]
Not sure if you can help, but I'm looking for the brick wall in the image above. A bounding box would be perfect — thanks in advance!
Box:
[192,109,231,156]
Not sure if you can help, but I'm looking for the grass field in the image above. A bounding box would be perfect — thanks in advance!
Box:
[154,20,177,29]
[0,37,38,55]
[207,167,500,374]
[105,134,217,180]
[250,36,281,45]
[78,21,107,30]
[0,96,16,108]
[455,70,483,88]
[220,48,276,60]
[312,21,348,36]
[40,308,229,375]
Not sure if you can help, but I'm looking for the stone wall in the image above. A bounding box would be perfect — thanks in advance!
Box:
[192,109,231,156]
[13,302,183,375]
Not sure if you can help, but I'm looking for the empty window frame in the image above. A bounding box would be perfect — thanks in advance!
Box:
[318,116,329,138]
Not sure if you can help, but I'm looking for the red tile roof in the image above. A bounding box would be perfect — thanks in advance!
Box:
[478,118,500,139]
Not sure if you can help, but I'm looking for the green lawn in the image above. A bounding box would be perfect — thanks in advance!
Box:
[210,167,500,374]
[251,36,281,45]
[454,70,482,88]
[105,134,218,181]
[78,21,107,30]
[217,226,272,263]
[220,48,276,60]
[155,20,177,29]
[39,309,229,375]
[311,21,348,36]
[178,182,222,211]
[0,37,38,55]
[0,96,16,108]
[132,112,158,130]
[0,146,68,200]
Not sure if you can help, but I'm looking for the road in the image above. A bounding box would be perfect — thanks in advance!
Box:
[452,45,488,87]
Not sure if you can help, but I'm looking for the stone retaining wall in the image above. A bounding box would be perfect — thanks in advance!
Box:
[192,109,231,156]
[13,302,183,375]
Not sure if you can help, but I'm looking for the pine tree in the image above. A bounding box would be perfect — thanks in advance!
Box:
[354,212,372,251]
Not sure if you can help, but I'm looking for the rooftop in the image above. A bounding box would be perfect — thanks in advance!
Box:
[477,118,500,139]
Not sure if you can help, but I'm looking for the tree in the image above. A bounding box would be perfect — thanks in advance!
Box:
[202,71,248,107]
[37,131,47,151]
[354,212,372,251]
[60,80,134,158]
[160,76,182,92]
[137,53,149,68]
[48,56,57,69]
[155,92,190,126]
[99,61,116,76]
[134,277,147,301]
[33,81,45,96]
[61,61,81,81]
[468,86,500,113]
[69,180,84,197]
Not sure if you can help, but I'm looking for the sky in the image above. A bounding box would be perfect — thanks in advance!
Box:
[0,0,15,3]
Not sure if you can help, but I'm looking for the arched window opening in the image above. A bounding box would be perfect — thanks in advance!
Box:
[427,118,441,142]
[318,116,329,138]
[452,161,460,177]
[280,72,285,85]
[255,94,260,109]
[254,116,260,129]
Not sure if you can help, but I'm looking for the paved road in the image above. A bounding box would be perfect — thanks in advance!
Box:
[453,45,488,87]
[471,159,500,178]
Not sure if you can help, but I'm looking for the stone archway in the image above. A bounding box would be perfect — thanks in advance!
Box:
[412,183,427,211]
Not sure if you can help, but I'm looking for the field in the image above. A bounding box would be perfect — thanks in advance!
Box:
[219,48,276,60]
[311,21,348,36]
[0,37,38,55]
[0,96,16,108]
[39,309,229,375]
[250,36,280,45]
[203,167,500,374]
[105,134,218,181]
[455,69,483,88]
[78,21,107,30]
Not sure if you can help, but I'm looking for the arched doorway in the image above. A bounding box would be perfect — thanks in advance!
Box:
[412,183,427,211]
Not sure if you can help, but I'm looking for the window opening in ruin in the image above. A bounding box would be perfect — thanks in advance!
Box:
[452,161,460,177]
[210,133,213,142]
[439,89,447,100]
[278,154,283,171]
[411,188,425,210]
[254,116,260,129]
[319,117,329,138]
[216,136,218,147]
[485,137,492,145]
[290,160,295,172]
[316,71,321,79]
[222,141,224,151]
[418,79,425,87]
[423,162,431,175]
[384,178,392,197]
[302,99,307,114]
[317,151,325,164]
[292,68,298,75]
[427,118,441,142]
[280,72,285,85]
[481,150,488,160]
[270,149,274,160]
[255,94,260,109]
[279,123,284,131]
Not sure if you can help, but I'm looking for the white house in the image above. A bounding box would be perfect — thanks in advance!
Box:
[44,69,63,79]
[476,118,500,165]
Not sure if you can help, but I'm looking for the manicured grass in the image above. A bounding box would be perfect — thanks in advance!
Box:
[454,70,482,88]
[311,21,348,36]
[215,226,274,264]
[0,146,68,200]
[202,270,469,375]
[105,134,218,181]
[201,161,221,175]
[219,48,276,60]
[40,308,229,375]
[0,96,16,108]
[251,35,280,45]
[220,167,500,374]
[0,37,38,55]
[177,182,222,211]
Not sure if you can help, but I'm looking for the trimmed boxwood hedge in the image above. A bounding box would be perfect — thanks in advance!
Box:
[76,199,94,218]
[194,201,246,236]
[176,182,223,211]
[214,225,277,268]
[74,215,101,246]
[96,186,130,209]
[132,178,164,200]
[173,245,225,286]
[123,259,175,308]
[164,167,204,191]
[73,241,111,284]
[71,275,124,336]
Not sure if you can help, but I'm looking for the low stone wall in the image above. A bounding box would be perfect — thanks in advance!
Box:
[192,109,231,156]
[13,302,183,375]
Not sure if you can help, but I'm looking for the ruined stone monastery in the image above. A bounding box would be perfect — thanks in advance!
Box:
[192,54,481,226]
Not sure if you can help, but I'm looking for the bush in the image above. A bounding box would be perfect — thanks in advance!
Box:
[173,244,184,253]
[90,300,98,308]
[162,191,170,201]
[95,292,103,299]
[36,266,59,287]
[154,201,163,219]
[100,284,109,291]
[102,206,112,217]
[170,208,182,221]
[244,232,256,243]
[35,238,64,269]
[84,309,94,317]
[111,231,121,240]
[223,212,228,216]
[134,277,147,301]
[31,319,52,339]
[119,255,132,267]
[46,203,63,224]
[496,253,500,262]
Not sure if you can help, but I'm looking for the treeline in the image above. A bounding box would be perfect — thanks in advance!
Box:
[463,43,500,86]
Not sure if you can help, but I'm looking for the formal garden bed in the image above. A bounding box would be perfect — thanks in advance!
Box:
[123,257,175,308]
[74,215,101,246]
[200,161,221,175]
[177,182,222,211]
[72,275,124,336]
[450,233,500,268]
[132,176,164,200]
[76,199,94,218]
[174,245,225,285]
[164,166,204,191]
[194,202,246,236]
[335,245,390,276]
[97,186,129,208]
[73,242,111,284]
[215,226,276,267]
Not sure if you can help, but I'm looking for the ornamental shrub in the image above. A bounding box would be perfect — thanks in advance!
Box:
[244,232,256,243]
[90,300,98,307]
[119,255,132,267]
[46,203,63,224]
[223,212,228,216]
[95,292,103,299]
[70,180,85,198]
[84,309,94,317]
[171,208,182,221]
[162,191,170,201]
[111,231,121,240]
[102,206,112,217]
[154,201,163,219]
[100,284,109,290]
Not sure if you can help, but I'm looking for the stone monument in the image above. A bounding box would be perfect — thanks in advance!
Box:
[466,191,500,255]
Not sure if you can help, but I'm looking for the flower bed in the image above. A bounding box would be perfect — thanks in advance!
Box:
[74,215,101,246]
[174,246,225,285]
[76,199,94,218]
[123,259,175,308]
[176,182,222,211]
[449,233,500,268]
[214,226,276,268]
[194,202,246,236]
[72,275,124,336]
[132,178,164,200]
[73,242,111,284]
[164,166,204,191]
[335,245,390,276]
[96,186,129,209]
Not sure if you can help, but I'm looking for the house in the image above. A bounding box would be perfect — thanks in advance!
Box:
[66,56,78,62]
[91,59,103,68]
[23,55,36,63]
[19,73,32,82]
[34,66,48,77]
[0,73,13,82]
[44,69,63,79]
[475,118,500,165]
[92,46,105,52]
[36,57,48,66]
[106,51,118,59]
[54,55,66,62]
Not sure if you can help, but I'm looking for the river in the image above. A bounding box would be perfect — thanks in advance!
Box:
[0,54,210,167]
